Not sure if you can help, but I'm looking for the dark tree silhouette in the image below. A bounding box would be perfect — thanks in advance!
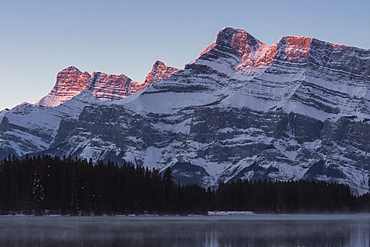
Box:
[32,166,44,216]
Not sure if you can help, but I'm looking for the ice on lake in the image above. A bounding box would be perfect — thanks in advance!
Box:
[0,214,369,247]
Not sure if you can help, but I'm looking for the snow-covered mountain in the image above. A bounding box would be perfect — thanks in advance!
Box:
[1,27,370,195]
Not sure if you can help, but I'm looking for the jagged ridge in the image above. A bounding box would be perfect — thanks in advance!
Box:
[36,61,180,108]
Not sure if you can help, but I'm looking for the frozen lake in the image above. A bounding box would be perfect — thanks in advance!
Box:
[0,214,369,246]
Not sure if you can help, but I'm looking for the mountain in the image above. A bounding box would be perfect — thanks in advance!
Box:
[1,27,369,195]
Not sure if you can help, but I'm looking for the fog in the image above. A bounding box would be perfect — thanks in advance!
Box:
[0,214,369,247]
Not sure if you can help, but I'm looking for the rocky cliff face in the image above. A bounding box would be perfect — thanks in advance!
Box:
[1,27,370,194]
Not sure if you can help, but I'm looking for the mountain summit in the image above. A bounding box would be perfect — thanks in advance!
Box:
[37,66,90,107]
[1,27,370,194]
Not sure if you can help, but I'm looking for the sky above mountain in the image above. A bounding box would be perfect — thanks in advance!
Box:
[1,0,369,111]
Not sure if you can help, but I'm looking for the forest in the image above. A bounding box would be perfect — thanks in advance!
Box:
[0,155,369,216]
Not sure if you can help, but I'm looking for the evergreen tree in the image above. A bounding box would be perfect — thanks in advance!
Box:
[162,167,175,213]
[32,166,45,216]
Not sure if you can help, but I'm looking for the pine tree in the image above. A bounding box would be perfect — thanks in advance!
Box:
[32,167,45,216]
[162,167,175,213]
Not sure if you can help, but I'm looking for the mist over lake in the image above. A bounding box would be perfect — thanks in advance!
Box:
[1,214,369,247]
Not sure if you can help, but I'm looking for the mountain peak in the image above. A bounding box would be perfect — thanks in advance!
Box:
[37,66,91,107]
[274,35,314,51]
[62,66,83,73]
[270,36,314,62]
[215,27,264,50]
[198,27,269,72]
[153,60,166,67]
[143,60,180,86]
[215,27,243,44]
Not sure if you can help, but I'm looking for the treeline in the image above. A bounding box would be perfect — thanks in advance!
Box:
[214,180,360,213]
[0,155,369,215]
[0,155,207,215]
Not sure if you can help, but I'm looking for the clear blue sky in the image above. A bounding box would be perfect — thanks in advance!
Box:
[1,0,369,110]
